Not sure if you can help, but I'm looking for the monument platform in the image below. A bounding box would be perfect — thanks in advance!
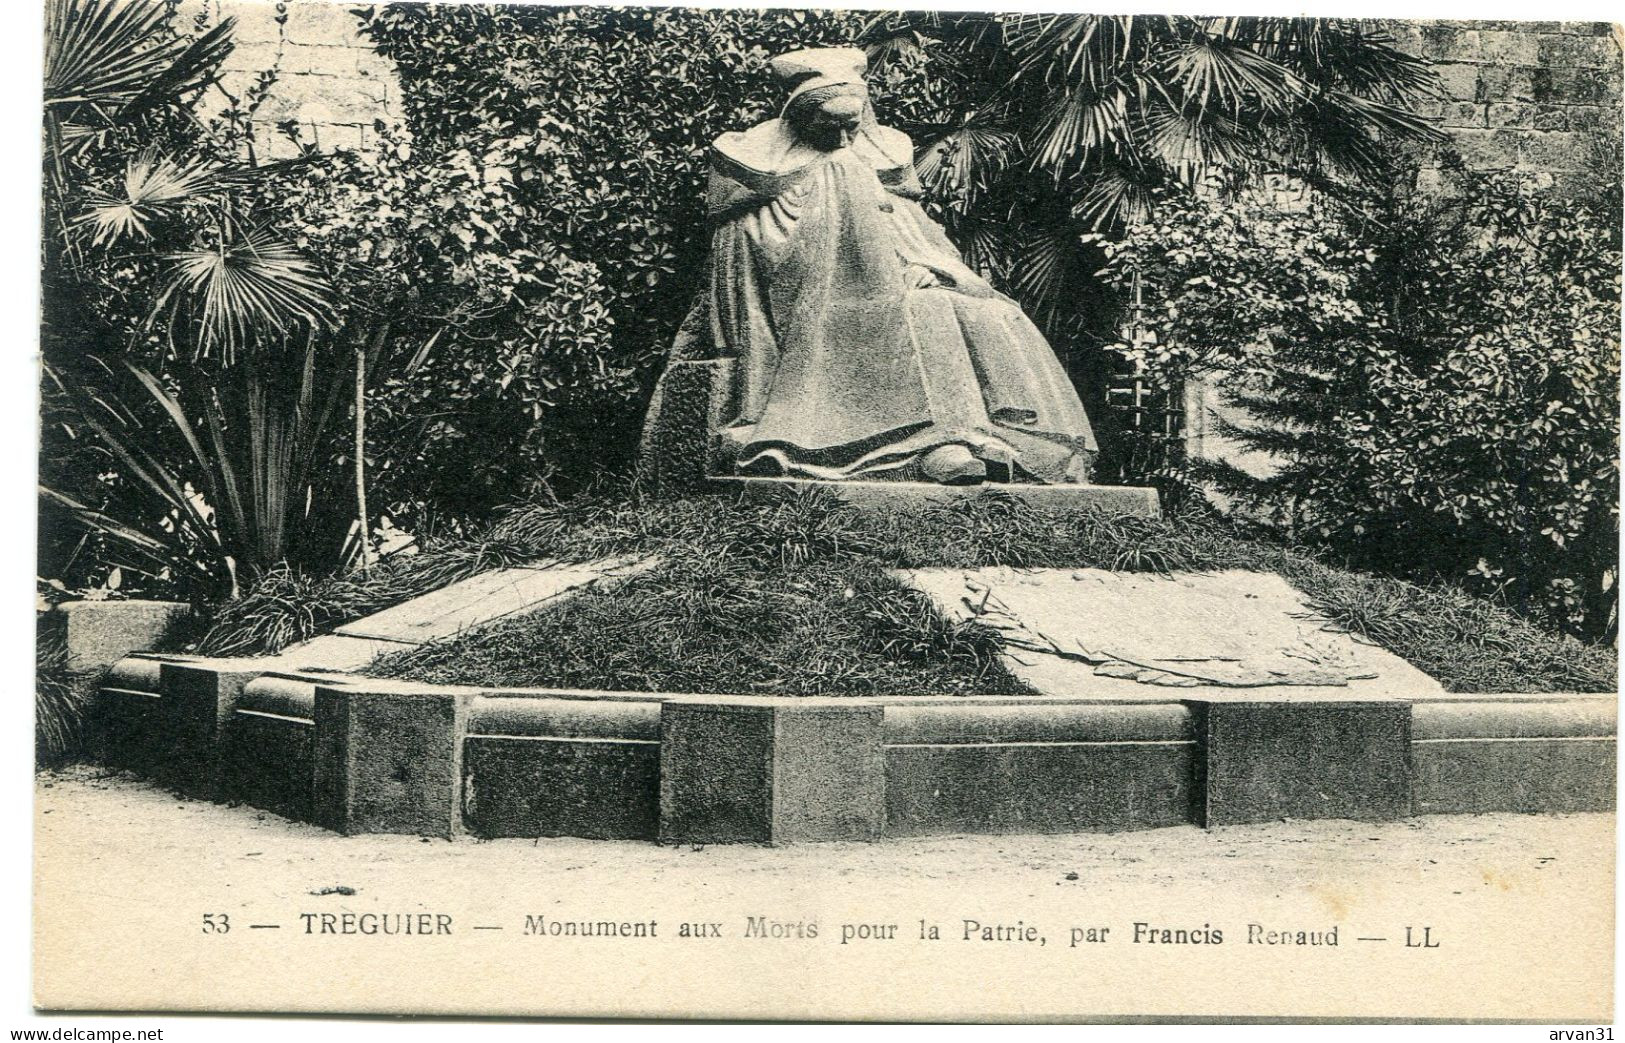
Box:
[88,557,1615,844]
[711,476,1161,517]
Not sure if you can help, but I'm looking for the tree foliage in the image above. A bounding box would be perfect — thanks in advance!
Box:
[859,14,1444,345]
[1096,163,1621,638]
[271,5,933,526]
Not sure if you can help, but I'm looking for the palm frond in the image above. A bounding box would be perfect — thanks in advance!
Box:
[1009,222,1085,325]
[915,113,1019,203]
[1072,166,1156,230]
[1003,14,1147,91]
[45,0,228,111]
[1145,101,1254,184]
[1165,34,1303,116]
[122,16,236,119]
[45,0,172,107]
[76,148,241,246]
[155,230,336,362]
[1031,85,1130,172]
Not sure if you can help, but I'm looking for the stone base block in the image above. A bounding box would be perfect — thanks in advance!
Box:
[1196,700,1413,826]
[313,682,470,838]
[97,687,165,777]
[221,709,315,821]
[1410,698,1617,814]
[885,742,1197,836]
[464,737,659,840]
[659,701,883,844]
[712,476,1161,518]
[637,359,735,494]
[61,601,191,673]
[1412,739,1616,815]
[157,662,262,798]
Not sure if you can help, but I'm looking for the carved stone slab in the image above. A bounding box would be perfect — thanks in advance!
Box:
[897,567,1445,700]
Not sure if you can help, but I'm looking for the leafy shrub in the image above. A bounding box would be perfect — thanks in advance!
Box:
[1097,163,1621,638]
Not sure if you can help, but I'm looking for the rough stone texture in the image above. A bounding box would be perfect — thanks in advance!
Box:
[1411,738,1616,814]
[468,696,661,739]
[95,687,165,777]
[1197,700,1414,826]
[882,700,1196,744]
[59,600,191,674]
[716,476,1161,517]
[312,682,470,838]
[220,710,316,821]
[156,661,263,798]
[885,742,1198,836]
[901,567,1445,700]
[182,0,397,159]
[1379,19,1621,188]
[637,359,735,493]
[659,701,885,844]
[463,737,660,840]
[1409,696,1617,815]
[883,700,1199,836]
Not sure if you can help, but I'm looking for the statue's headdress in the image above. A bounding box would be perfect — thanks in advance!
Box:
[770,47,868,105]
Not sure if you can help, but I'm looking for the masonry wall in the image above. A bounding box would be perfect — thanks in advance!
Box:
[1384,19,1623,192]
[185,0,397,157]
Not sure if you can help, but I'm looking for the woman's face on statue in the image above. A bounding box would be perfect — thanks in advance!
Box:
[789,86,868,150]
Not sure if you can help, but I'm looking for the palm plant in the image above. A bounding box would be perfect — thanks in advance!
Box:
[863,14,1444,325]
[40,0,351,599]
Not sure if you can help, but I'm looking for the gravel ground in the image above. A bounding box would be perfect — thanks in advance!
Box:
[33,764,1615,1022]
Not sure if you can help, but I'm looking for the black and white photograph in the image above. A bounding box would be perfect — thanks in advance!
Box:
[20,0,1624,1025]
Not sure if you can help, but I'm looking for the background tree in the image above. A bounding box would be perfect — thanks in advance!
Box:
[1095,161,1621,639]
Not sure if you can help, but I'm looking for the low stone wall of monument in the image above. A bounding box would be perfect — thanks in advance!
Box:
[96,654,1618,843]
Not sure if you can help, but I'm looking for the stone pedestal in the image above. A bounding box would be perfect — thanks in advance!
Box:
[157,661,263,798]
[60,600,191,673]
[637,358,735,494]
[713,476,1161,517]
[312,682,470,838]
[1194,699,1413,826]
[659,701,884,844]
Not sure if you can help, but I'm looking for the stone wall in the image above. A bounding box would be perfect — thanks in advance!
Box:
[1384,19,1623,192]
[186,0,397,157]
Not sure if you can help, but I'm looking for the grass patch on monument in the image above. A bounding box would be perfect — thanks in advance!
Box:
[286,486,1619,696]
[364,553,1029,696]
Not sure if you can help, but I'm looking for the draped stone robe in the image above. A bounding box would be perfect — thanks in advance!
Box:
[703,116,1098,483]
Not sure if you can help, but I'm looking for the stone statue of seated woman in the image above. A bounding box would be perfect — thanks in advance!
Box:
[640,47,1099,487]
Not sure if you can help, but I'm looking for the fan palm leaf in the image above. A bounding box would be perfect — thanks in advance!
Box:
[1009,222,1086,326]
[1031,85,1131,172]
[1144,101,1254,184]
[1165,33,1303,116]
[77,148,236,245]
[915,112,1018,202]
[1072,165,1157,229]
[1002,14,1148,91]
[154,230,336,362]
[44,0,232,112]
